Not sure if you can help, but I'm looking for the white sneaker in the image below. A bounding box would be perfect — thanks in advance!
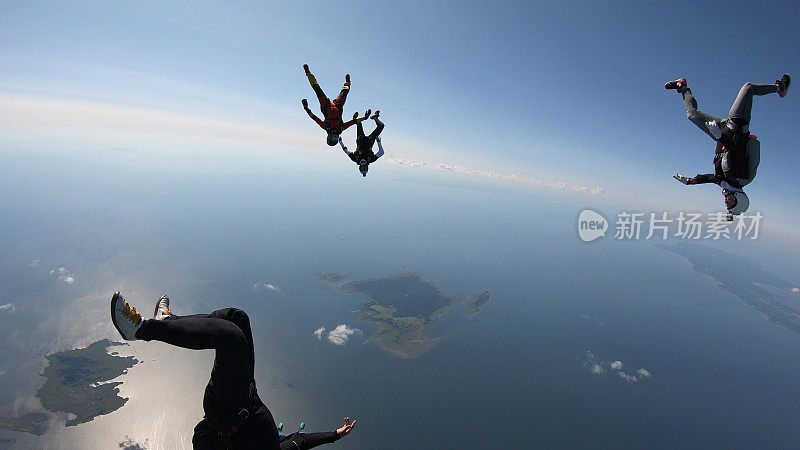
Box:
[153,295,172,320]
[111,292,142,341]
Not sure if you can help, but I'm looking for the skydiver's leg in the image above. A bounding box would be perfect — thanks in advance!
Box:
[356,120,365,140]
[681,88,724,141]
[136,309,252,416]
[333,74,351,108]
[727,82,779,126]
[368,117,384,140]
[305,70,331,114]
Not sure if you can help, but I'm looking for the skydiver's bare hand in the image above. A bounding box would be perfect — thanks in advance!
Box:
[337,417,356,437]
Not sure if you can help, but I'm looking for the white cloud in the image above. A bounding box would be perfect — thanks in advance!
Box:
[583,350,650,382]
[313,327,325,340]
[28,258,40,267]
[583,351,606,374]
[0,303,15,313]
[791,287,799,293]
[253,283,279,291]
[327,324,358,346]
[617,372,638,382]
[51,267,75,284]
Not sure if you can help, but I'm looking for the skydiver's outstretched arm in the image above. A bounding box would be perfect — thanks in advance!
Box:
[689,174,719,185]
[302,98,326,130]
[374,137,384,159]
[341,111,370,132]
[279,417,355,450]
[675,173,718,185]
[339,137,353,157]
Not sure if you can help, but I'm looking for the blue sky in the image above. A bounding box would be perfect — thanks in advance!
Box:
[1,1,799,235]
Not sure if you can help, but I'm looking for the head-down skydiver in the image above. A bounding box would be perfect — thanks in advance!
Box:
[666,74,790,218]
[338,110,385,177]
[301,64,369,146]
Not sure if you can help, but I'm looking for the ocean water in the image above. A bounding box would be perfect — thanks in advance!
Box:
[2,147,800,448]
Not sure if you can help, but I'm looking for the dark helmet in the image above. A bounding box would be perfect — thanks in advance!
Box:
[326,134,339,146]
[359,159,368,177]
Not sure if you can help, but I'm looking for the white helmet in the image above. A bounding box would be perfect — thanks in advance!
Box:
[726,190,750,215]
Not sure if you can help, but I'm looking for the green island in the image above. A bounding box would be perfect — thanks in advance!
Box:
[465,289,493,316]
[659,243,800,334]
[316,271,351,282]
[0,339,138,434]
[339,272,466,358]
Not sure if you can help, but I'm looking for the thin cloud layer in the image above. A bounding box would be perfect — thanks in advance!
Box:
[384,155,606,196]
[0,303,15,313]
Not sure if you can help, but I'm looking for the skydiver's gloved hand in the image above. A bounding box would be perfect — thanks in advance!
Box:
[336,417,356,437]
[673,173,690,185]
[372,110,380,120]
[303,64,310,74]
[364,109,371,119]
[345,73,350,83]
[302,98,309,110]
[353,111,359,120]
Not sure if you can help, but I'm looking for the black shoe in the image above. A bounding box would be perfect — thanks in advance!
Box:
[665,78,687,90]
[777,73,791,98]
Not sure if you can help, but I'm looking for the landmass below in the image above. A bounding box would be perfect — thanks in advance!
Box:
[0,339,138,435]
[320,272,491,358]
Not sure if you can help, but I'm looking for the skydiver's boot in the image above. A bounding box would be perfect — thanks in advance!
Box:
[777,73,791,98]
[304,64,318,86]
[153,295,172,320]
[277,422,285,439]
[665,78,687,92]
[673,173,690,185]
[111,292,142,341]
